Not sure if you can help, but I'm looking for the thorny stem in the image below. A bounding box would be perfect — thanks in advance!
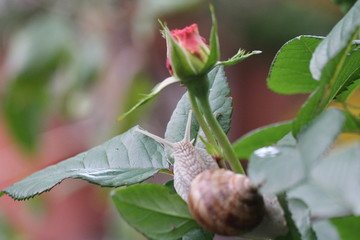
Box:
[217,158,227,169]
[194,83,245,174]
[188,86,227,169]
[185,75,244,174]
[188,92,217,146]
[198,97,245,174]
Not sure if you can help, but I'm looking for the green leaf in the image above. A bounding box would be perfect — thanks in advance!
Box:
[217,49,262,66]
[233,121,292,159]
[297,108,345,168]
[277,132,297,147]
[313,220,340,240]
[248,145,304,194]
[278,194,340,240]
[321,43,360,104]
[291,11,360,134]
[182,228,214,240]
[164,180,176,194]
[118,76,179,120]
[204,67,233,136]
[275,194,302,240]
[288,183,352,219]
[164,92,198,147]
[165,66,232,149]
[2,127,169,200]
[249,109,345,195]
[111,184,199,240]
[332,216,360,240]
[267,36,321,94]
[289,143,360,219]
[292,42,360,135]
[310,1,360,80]
[343,111,360,132]
[292,86,325,136]
[336,78,360,102]
[311,143,360,215]
[287,198,317,240]
[250,109,359,235]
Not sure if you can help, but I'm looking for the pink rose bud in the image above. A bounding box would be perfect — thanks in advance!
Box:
[160,6,219,99]
[163,23,216,80]
[166,24,210,76]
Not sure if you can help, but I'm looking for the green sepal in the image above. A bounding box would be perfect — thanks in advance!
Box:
[118,76,179,120]
[198,135,220,157]
[160,21,200,79]
[217,49,262,66]
[201,4,220,73]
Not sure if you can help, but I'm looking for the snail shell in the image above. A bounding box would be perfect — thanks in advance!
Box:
[136,111,219,201]
[244,195,288,239]
[188,169,265,236]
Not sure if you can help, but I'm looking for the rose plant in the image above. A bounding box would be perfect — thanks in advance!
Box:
[1,3,360,240]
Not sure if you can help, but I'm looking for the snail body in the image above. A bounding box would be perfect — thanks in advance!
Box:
[136,111,218,201]
[172,141,219,202]
[188,169,265,236]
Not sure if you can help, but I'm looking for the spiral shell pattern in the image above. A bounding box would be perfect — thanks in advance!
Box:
[188,169,265,236]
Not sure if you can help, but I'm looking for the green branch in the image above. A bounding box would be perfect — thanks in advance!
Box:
[196,90,245,174]
[188,92,217,146]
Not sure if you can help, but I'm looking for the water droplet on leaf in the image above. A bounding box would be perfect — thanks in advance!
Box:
[254,146,280,158]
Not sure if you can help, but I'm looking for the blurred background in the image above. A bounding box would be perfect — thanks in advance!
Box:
[0,0,349,239]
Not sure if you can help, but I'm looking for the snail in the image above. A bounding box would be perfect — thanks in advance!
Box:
[188,168,265,236]
[188,169,288,237]
[137,111,287,238]
[136,111,219,201]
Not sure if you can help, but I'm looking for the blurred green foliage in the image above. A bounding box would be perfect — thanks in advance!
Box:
[332,216,360,240]
[331,0,358,12]
[1,7,106,152]
[3,15,73,151]
[0,215,20,240]
[216,1,339,54]
[118,73,154,132]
